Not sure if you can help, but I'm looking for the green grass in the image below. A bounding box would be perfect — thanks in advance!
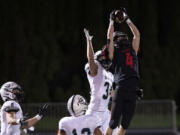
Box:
[176,113,180,129]
[33,113,175,131]
[130,114,173,129]
[35,117,59,131]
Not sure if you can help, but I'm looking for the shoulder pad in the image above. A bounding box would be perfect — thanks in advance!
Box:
[4,102,19,113]
[5,106,19,112]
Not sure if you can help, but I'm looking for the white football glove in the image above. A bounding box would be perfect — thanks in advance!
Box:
[84,28,93,40]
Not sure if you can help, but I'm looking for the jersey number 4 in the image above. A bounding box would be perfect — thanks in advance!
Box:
[72,128,91,135]
[125,52,133,68]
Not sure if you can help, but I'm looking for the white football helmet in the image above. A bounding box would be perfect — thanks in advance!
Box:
[94,49,112,70]
[67,94,88,117]
[0,81,23,102]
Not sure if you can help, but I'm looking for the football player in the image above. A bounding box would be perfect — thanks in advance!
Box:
[0,81,49,135]
[58,94,102,135]
[83,29,117,135]
[105,8,141,135]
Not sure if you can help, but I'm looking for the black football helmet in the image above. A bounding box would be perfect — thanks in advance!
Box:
[113,31,130,45]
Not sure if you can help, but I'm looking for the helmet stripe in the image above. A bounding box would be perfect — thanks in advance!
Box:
[71,95,76,115]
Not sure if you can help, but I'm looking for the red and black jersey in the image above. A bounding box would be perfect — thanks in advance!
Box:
[112,43,140,86]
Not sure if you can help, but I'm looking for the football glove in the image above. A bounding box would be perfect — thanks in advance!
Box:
[110,10,116,21]
[119,7,129,22]
[38,103,49,117]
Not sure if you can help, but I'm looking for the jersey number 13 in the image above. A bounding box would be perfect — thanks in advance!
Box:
[72,128,91,135]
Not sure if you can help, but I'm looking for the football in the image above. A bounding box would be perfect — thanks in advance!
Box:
[115,10,125,23]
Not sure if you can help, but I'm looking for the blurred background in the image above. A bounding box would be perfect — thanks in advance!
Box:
[0,0,180,134]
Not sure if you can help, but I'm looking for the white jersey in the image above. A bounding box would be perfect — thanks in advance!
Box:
[86,109,117,135]
[85,61,117,134]
[85,61,114,112]
[59,114,101,135]
[0,100,23,135]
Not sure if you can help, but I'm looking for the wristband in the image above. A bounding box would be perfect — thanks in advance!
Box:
[107,39,110,45]
[126,18,132,24]
[16,119,21,124]
[109,20,114,25]
[35,114,42,121]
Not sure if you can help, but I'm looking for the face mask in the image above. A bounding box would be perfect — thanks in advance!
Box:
[117,39,129,44]
[14,92,24,102]
[99,59,112,70]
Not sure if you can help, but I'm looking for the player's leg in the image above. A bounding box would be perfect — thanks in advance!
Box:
[104,110,114,135]
[117,98,136,135]
[104,110,118,135]
[116,125,126,135]
[112,125,118,135]
[103,110,118,135]
[105,127,113,135]
[101,111,110,133]
[105,90,123,135]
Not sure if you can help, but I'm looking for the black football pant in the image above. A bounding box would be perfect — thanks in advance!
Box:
[109,88,137,129]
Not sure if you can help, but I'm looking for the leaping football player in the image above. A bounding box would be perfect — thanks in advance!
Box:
[84,28,117,135]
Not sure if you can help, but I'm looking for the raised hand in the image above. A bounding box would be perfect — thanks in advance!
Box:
[38,103,49,117]
[109,10,116,21]
[84,28,93,40]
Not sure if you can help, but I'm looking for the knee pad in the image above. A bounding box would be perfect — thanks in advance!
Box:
[109,119,119,129]
[121,123,128,130]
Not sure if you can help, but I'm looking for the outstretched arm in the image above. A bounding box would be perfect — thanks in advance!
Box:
[84,28,98,76]
[127,19,140,54]
[107,11,115,61]
[6,111,40,128]
[6,103,49,129]
[123,9,140,54]
[22,103,49,129]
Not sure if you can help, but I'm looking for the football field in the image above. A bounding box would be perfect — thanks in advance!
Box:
[21,100,178,135]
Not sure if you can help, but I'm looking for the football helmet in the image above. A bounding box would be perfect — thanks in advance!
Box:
[94,45,112,70]
[113,31,129,45]
[67,94,88,117]
[0,81,23,102]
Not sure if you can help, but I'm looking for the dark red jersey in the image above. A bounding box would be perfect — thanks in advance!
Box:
[112,43,140,86]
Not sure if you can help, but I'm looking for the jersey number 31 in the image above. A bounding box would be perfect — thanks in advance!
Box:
[102,82,111,100]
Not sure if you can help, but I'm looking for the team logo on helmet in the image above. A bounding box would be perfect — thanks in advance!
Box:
[67,94,88,117]
[0,81,24,102]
